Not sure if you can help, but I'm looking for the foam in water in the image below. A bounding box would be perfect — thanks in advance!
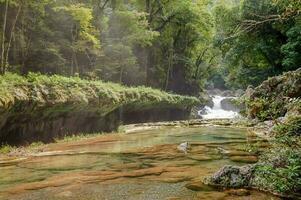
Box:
[198,95,240,119]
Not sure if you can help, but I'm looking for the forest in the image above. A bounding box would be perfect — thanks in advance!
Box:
[0,0,300,94]
[0,0,300,200]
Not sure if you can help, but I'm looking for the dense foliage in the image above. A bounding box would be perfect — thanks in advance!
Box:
[0,0,218,95]
[212,0,301,89]
[253,116,301,195]
[0,0,300,92]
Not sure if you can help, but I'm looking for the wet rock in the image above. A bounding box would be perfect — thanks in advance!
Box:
[224,150,254,157]
[220,98,242,112]
[206,98,214,109]
[245,86,255,99]
[56,191,73,197]
[177,142,189,153]
[185,181,215,191]
[221,90,235,97]
[235,89,244,97]
[208,89,222,96]
[226,189,250,196]
[196,191,226,200]
[166,197,181,200]
[207,165,255,188]
[199,90,214,108]
[229,156,258,163]
[188,155,221,161]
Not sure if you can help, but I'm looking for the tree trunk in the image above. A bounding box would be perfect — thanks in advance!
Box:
[145,0,152,85]
[119,64,124,84]
[1,0,9,74]
[164,48,173,91]
[4,4,22,73]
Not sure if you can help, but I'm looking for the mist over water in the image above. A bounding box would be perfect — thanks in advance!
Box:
[198,96,240,119]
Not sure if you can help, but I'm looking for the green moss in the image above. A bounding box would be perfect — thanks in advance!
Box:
[0,72,200,119]
[0,144,16,154]
[55,133,105,143]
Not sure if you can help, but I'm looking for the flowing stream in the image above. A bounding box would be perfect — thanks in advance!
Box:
[0,126,277,200]
[199,96,240,119]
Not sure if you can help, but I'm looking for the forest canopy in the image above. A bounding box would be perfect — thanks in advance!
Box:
[0,0,300,94]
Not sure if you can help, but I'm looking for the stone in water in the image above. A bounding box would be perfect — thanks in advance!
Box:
[177,142,189,153]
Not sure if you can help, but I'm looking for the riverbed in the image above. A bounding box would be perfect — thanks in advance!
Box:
[0,126,278,200]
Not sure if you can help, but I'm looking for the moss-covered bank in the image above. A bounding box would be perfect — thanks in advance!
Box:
[207,68,301,198]
[0,73,199,144]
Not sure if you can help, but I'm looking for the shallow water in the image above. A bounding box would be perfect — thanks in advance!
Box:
[0,126,278,200]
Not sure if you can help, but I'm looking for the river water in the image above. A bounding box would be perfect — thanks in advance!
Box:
[0,126,278,200]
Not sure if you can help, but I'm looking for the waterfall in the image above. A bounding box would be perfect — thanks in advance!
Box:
[198,95,240,119]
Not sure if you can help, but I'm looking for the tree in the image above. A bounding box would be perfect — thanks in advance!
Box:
[212,0,301,89]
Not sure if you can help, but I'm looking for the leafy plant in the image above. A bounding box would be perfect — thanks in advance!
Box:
[254,148,301,194]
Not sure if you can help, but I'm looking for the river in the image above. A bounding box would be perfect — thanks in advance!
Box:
[0,126,278,200]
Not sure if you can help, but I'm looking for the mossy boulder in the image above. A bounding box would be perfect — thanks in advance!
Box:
[243,68,301,121]
[207,165,255,188]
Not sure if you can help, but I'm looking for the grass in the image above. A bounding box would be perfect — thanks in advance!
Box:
[0,144,16,154]
[0,72,199,117]
[0,132,108,155]
[0,142,45,154]
[55,132,106,143]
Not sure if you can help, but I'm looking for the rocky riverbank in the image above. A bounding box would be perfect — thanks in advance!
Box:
[0,73,199,145]
[206,68,301,198]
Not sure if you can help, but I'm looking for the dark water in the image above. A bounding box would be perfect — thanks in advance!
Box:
[0,126,278,200]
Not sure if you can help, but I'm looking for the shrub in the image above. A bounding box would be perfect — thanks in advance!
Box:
[253,147,301,194]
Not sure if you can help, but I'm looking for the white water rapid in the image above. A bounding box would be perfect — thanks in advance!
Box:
[198,96,240,119]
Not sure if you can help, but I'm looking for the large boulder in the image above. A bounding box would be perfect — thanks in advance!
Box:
[199,90,214,108]
[244,68,301,121]
[207,165,255,188]
[221,97,242,112]
[221,90,235,97]
[235,89,244,97]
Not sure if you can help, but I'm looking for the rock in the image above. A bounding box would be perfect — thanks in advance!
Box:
[196,191,226,200]
[245,86,255,99]
[188,154,220,161]
[226,189,250,196]
[190,106,203,119]
[206,98,214,108]
[235,89,244,97]
[177,142,189,153]
[229,156,258,163]
[207,165,254,188]
[185,181,215,191]
[208,89,221,96]
[221,90,234,97]
[224,150,254,157]
[220,98,241,112]
[244,68,301,120]
[199,90,214,108]
[165,197,181,200]
[56,191,73,197]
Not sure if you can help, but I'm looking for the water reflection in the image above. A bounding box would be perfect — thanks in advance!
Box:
[0,127,277,200]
